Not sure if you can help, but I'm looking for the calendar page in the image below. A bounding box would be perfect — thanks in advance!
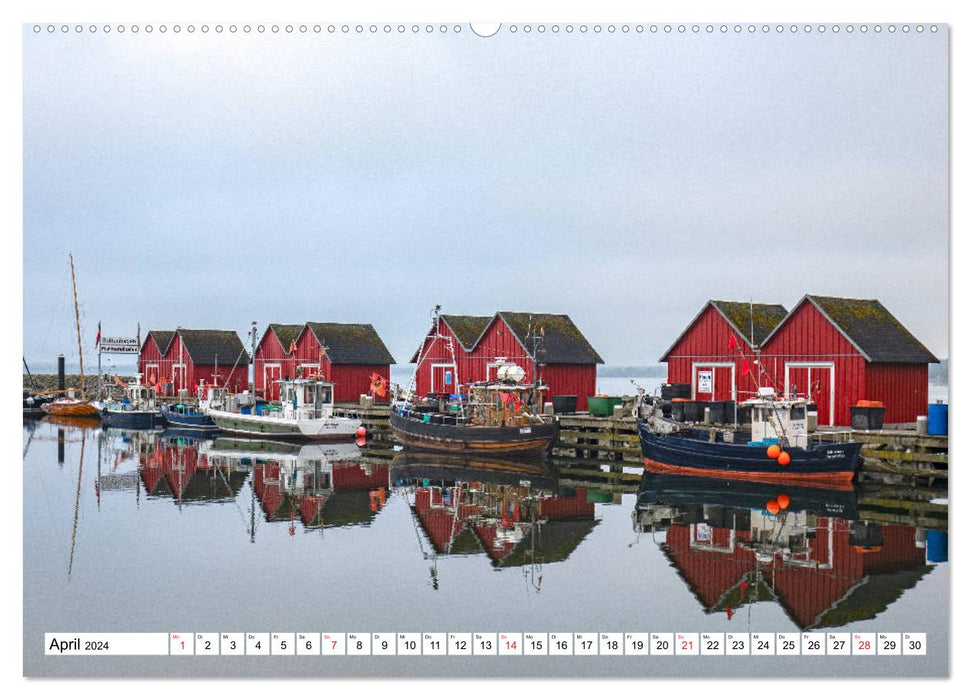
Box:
[20,3,949,682]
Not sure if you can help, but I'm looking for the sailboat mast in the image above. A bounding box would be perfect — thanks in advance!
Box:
[70,254,86,396]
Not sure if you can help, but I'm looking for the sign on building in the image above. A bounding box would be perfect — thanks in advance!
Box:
[99,336,140,354]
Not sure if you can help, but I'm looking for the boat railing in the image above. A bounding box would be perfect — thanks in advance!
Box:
[394,404,473,426]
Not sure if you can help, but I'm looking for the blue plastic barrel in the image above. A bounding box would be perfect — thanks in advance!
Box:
[927,403,948,435]
[926,530,948,563]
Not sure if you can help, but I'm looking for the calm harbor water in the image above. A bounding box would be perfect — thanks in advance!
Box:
[23,419,948,677]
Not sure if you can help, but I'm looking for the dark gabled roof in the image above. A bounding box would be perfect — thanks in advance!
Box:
[442,315,493,351]
[764,295,939,364]
[145,330,175,354]
[659,300,788,361]
[711,301,788,346]
[305,322,396,365]
[176,329,249,365]
[267,324,304,354]
[408,314,492,363]
[495,312,604,365]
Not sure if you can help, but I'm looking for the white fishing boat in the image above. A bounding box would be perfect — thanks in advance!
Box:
[206,378,362,440]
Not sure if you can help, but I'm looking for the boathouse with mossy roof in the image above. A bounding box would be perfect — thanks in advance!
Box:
[760,295,938,426]
[662,296,938,426]
[139,328,249,396]
[660,300,789,406]
[410,310,603,411]
[253,322,396,403]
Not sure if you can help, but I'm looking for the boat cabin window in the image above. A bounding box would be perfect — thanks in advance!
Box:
[791,406,806,420]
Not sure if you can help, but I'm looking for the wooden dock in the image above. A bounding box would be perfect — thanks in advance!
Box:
[341,404,948,487]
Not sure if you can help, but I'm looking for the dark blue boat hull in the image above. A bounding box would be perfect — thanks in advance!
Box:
[101,409,163,429]
[159,403,216,429]
[637,419,860,483]
[636,470,859,520]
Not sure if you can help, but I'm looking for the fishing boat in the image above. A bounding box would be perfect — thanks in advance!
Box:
[42,255,101,419]
[390,450,558,490]
[389,306,558,455]
[206,378,362,440]
[390,364,558,454]
[95,375,163,428]
[635,469,859,521]
[157,384,227,430]
[636,387,861,484]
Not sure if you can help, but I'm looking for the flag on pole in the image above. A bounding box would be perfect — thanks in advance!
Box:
[94,322,101,350]
[370,373,388,398]
[289,340,297,354]
[742,359,751,375]
[728,333,738,350]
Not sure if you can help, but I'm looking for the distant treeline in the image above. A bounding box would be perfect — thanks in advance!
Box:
[598,365,668,378]
[929,358,948,384]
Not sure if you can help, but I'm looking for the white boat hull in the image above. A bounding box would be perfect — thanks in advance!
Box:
[207,408,362,440]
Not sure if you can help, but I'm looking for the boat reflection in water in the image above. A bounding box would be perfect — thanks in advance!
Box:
[391,451,598,590]
[138,430,249,506]
[203,437,388,531]
[634,468,941,629]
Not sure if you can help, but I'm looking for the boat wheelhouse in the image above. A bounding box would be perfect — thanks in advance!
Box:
[207,378,362,440]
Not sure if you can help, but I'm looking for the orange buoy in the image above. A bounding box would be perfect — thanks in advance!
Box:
[777,493,790,509]
[767,444,781,459]
[766,499,780,515]
[777,451,791,466]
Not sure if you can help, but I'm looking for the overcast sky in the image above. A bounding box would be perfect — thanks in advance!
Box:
[22,24,948,370]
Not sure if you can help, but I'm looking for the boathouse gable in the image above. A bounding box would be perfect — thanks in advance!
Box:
[138,330,175,386]
[662,300,788,405]
[253,323,306,401]
[410,311,603,411]
[760,295,938,426]
[409,314,493,396]
[285,322,396,403]
[146,328,249,396]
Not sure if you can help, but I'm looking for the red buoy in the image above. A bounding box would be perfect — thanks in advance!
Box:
[355,436,366,447]
[767,444,781,459]
[777,451,791,466]
[766,499,780,515]
[355,426,367,438]
[777,493,790,509]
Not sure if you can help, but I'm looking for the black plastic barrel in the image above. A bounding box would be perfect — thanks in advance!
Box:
[682,401,704,422]
[850,406,885,431]
[661,383,692,400]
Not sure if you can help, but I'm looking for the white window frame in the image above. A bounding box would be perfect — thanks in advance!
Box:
[171,363,186,391]
[431,362,457,392]
[263,362,282,395]
[690,361,736,401]
[783,361,836,427]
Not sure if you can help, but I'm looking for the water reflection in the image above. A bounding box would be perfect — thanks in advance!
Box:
[391,451,597,590]
[633,470,943,629]
[206,438,390,531]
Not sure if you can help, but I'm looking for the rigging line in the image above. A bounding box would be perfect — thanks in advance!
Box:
[67,428,87,579]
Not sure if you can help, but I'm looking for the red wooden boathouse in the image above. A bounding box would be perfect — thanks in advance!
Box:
[255,322,395,403]
[662,296,938,427]
[252,323,306,401]
[410,311,604,411]
[139,328,249,396]
[660,300,789,404]
[759,295,938,426]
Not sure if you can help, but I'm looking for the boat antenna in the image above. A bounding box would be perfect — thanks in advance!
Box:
[69,254,87,397]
